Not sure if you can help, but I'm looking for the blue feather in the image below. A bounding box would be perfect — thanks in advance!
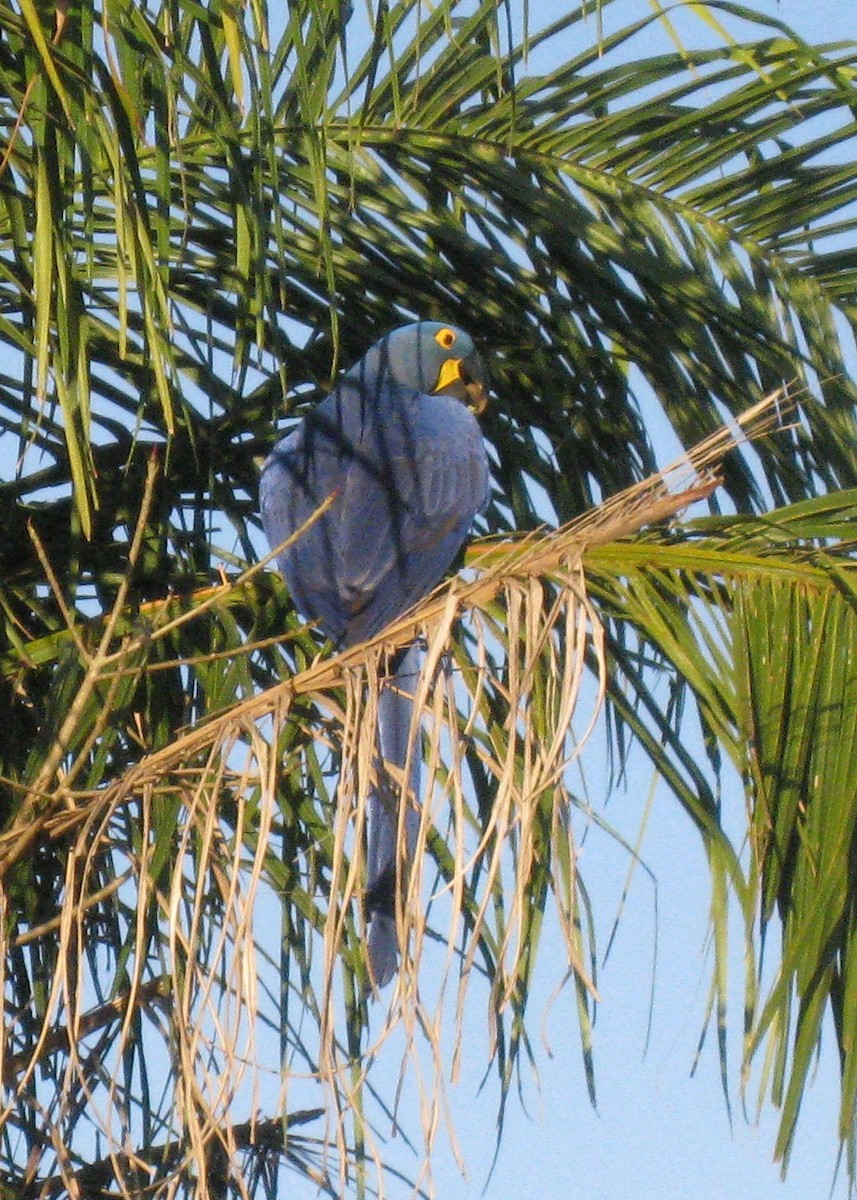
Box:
[260,322,490,987]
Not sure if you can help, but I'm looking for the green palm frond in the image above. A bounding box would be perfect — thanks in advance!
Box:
[588,488,857,1175]
[2,0,857,1195]
[2,0,857,543]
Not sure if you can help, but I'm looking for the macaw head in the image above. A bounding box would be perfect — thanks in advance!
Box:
[343,321,489,414]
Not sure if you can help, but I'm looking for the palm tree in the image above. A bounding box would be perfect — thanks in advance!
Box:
[1,0,856,1195]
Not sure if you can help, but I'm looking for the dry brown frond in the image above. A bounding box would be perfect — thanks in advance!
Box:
[0,389,790,1197]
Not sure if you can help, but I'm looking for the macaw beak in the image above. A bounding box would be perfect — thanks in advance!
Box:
[434,350,489,415]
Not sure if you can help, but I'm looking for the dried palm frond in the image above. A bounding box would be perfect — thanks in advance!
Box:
[0,391,788,1198]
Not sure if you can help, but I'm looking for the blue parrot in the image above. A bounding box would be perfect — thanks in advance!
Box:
[260,321,490,987]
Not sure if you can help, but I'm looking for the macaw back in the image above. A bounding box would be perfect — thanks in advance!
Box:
[260,377,489,647]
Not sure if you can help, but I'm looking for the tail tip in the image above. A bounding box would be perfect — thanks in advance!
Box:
[367,913,399,991]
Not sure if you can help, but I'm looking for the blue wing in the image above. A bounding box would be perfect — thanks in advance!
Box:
[259,379,489,646]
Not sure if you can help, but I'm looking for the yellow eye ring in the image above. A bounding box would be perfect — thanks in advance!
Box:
[435,327,456,350]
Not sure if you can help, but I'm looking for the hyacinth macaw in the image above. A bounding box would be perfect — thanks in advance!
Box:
[260,321,490,987]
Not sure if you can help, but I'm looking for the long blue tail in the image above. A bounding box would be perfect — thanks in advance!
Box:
[365,644,422,988]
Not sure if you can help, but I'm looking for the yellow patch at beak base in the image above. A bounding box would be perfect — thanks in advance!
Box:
[434,357,464,393]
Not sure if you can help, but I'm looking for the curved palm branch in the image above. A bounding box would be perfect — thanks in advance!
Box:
[1,0,857,1195]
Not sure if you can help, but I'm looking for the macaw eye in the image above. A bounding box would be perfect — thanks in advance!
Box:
[434,327,456,350]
